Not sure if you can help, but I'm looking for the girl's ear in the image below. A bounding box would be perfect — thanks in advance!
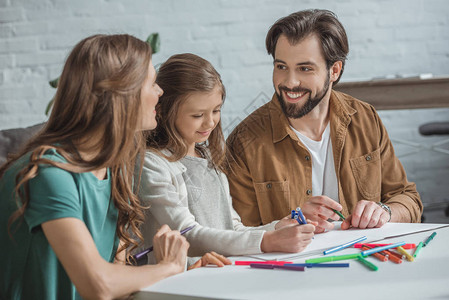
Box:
[329,61,342,83]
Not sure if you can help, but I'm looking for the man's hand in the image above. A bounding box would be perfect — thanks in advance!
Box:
[302,196,342,233]
[341,200,389,230]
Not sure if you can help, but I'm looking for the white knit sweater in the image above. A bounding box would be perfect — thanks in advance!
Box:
[136,150,277,264]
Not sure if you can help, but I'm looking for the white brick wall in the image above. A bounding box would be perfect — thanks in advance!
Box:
[1,0,449,211]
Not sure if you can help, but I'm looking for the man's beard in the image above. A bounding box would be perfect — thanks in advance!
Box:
[276,73,330,119]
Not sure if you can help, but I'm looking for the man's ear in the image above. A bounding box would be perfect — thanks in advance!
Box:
[329,61,343,83]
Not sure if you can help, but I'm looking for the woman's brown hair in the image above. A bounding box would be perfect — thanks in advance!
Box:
[0,34,151,261]
[266,9,349,85]
[147,53,227,172]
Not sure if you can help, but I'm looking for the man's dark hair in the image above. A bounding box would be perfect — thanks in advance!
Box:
[266,9,349,85]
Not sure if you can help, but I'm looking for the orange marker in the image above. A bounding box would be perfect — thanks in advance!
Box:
[361,245,388,262]
[385,250,404,263]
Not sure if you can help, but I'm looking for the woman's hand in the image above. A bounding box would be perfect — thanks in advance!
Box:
[188,251,232,270]
[153,224,190,274]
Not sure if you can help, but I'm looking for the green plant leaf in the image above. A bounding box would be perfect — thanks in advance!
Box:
[45,97,55,116]
[146,33,160,54]
[49,77,59,88]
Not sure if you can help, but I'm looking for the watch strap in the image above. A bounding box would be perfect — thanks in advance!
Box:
[377,202,391,222]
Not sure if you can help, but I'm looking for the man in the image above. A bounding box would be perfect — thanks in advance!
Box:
[226,9,422,233]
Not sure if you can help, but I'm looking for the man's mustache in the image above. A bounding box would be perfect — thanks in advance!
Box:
[278,85,310,94]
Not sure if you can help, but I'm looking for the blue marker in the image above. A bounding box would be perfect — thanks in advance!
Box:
[361,241,406,256]
[291,210,296,219]
[294,214,303,225]
[323,236,367,255]
[296,207,307,224]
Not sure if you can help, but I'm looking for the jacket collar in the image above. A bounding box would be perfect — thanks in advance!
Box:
[268,90,357,144]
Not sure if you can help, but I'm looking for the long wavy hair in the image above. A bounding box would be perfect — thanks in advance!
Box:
[147,53,227,172]
[0,34,151,261]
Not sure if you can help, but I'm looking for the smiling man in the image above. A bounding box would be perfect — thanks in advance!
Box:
[226,9,422,233]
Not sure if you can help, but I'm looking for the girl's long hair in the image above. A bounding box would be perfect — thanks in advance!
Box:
[0,34,151,262]
[147,53,227,172]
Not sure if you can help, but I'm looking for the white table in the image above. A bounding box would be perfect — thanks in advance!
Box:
[135,223,449,300]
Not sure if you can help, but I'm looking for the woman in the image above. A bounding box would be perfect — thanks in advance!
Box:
[0,35,227,300]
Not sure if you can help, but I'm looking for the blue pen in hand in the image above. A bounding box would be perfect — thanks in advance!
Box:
[296,207,307,224]
[291,209,303,224]
[292,207,314,239]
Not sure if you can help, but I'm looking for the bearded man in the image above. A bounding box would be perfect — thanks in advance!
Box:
[226,9,422,233]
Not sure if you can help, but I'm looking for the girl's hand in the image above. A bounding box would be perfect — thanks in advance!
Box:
[275,215,299,230]
[188,251,232,270]
[261,222,317,253]
[153,224,190,274]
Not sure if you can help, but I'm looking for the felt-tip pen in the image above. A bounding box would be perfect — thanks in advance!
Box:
[397,246,414,262]
[323,236,367,255]
[133,225,196,261]
[354,243,415,249]
[296,207,307,224]
[385,249,405,261]
[423,232,437,247]
[306,253,362,264]
[235,261,292,266]
[360,241,406,256]
[357,256,378,271]
[332,209,345,221]
[413,242,424,258]
[361,245,388,262]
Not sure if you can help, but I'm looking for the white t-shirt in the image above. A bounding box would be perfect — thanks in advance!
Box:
[291,123,339,202]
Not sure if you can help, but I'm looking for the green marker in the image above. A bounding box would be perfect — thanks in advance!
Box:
[357,256,378,271]
[306,253,361,264]
[332,209,345,221]
[423,232,437,247]
[413,242,424,258]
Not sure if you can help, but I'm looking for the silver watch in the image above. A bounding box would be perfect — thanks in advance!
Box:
[377,202,391,222]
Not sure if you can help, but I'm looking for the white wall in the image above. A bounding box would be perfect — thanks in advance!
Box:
[1,0,449,208]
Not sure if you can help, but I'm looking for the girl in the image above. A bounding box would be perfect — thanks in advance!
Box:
[138,53,316,266]
[0,35,226,300]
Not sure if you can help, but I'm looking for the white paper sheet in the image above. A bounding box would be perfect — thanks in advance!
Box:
[244,222,448,261]
[138,223,449,300]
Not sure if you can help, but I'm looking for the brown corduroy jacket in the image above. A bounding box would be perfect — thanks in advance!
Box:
[226,90,422,226]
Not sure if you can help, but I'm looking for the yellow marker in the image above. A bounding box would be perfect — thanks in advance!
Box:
[397,246,414,262]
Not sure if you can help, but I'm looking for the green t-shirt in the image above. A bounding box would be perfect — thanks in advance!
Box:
[0,149,119,300]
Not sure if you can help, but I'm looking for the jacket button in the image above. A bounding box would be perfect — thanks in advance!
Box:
[306,189,312,195]
[305,155,310,161]
[266,183,272,189]
[366,155,372,161]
